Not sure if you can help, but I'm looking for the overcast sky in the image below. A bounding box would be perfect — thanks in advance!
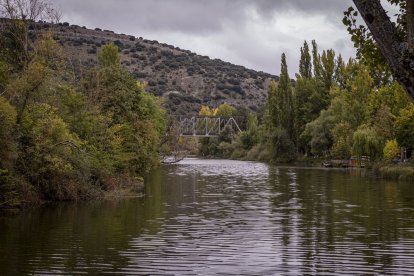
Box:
[53,0,395,76]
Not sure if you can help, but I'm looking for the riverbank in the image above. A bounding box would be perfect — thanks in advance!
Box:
[0,174,145,215]
[201,152,414,183]
[373,163,414,182]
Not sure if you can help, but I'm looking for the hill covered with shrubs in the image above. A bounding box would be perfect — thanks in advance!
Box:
[18,20,276,115]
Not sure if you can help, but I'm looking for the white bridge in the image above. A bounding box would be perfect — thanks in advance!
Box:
[176,116,242,137]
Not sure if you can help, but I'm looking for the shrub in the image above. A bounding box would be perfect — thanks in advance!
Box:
[383,139,400,161]
[18,103,85,200]
[0,96,17,171]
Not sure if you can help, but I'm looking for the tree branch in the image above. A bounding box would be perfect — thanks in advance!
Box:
[353,0,414,101]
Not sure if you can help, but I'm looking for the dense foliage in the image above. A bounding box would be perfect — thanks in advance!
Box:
[0,27,166,209]
[200,40,413,167]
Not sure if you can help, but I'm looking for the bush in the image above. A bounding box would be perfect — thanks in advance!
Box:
[18,103,86,200]
[87,48,97,54]
[0,96,17,170]
[383,139,400,161]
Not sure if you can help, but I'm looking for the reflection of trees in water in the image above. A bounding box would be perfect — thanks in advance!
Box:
[267,166,414,273]
[2,165,414,274]
[0,173,166,275]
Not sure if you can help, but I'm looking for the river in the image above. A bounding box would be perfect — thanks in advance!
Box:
[1,159,414,275]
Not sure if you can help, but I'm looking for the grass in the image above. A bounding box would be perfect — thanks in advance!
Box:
[374,163,414,182]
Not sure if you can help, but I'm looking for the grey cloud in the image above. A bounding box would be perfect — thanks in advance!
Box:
[55,0,351,34]
[56,0,246,34]
[53,0,357,75]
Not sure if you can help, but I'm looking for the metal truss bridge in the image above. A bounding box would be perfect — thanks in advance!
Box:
[176,116,242,137]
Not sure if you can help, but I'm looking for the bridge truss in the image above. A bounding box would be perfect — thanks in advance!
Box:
[177,116,242,137]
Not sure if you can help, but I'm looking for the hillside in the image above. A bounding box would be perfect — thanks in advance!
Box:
[25,21,276,115]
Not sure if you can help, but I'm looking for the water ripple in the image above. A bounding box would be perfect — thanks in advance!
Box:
[2,159,414,275]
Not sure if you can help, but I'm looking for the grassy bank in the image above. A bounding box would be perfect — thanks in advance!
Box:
[373,163,414,182]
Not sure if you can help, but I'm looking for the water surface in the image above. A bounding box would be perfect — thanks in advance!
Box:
[1,158,414,275]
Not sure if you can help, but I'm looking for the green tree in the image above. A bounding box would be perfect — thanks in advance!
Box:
[0,62,9,93]
[320,49,336,91]
[395,103,414,150]
[267,53,296,160]
[331,121,353,159]
[298,40,312,79]
[367,82,410,118]
[302,109,335,156]
[312,40,321,79]
[4,33,64,124]
[98,43,121,67]
[0,0,61,70]
[383,139,400,161]
[344,1,414,100]
[216,102,236,117]
[80,43,166,176]
[0,96,17,171]
[269,53,295,139]
[352,125,384,161]
[18,103,85,200]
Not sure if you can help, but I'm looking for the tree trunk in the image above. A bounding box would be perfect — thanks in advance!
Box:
[353,0,414,102]
[408,1,414,50]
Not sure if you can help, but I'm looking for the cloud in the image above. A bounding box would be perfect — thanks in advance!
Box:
[53,0,359,75]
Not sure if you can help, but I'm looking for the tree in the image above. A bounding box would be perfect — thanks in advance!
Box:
[266,53,296,160]
[0,96,17,171]
[312,40,321,79]
[268,53,295,139]
[0,0,61,70]
[98,43,120,67]
[298,41,312,79]
[303,60,375,157]
[295,41,338,154]
[198,105,215,117]
[395,103,414,150]
[383,139,400,161]
[18,103,84,200]
[0,62,9,93]
[320,49,336,91]
[4,33,63,124]
[216,102,236,117]
[82,44,166,175]
[345,1,414,102]
[352,125,384,161]
[331,122,353,159]
[302,109,335,156]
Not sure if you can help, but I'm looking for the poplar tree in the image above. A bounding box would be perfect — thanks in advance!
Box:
[312,40,321,80]
[267,53,296,161]
[298,41,312,79]
[275,53,295,138]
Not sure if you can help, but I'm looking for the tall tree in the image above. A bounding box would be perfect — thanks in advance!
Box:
[320,49,336,91]
[275,53,295,139]
[266,54,296,161]
[298,41,312,79]
[311,40,321,79]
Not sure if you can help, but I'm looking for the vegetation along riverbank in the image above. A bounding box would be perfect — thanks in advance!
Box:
[1,0,414,213]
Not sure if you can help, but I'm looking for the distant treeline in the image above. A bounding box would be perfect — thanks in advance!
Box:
[198,40,414,166]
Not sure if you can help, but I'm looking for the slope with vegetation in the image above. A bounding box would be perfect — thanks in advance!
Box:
[0,2,166,211]
[2,20,277,115]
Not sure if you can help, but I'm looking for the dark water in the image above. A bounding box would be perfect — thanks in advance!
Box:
[2,159,414,275]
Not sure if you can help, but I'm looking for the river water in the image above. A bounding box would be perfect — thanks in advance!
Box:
[1,159,414,275]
